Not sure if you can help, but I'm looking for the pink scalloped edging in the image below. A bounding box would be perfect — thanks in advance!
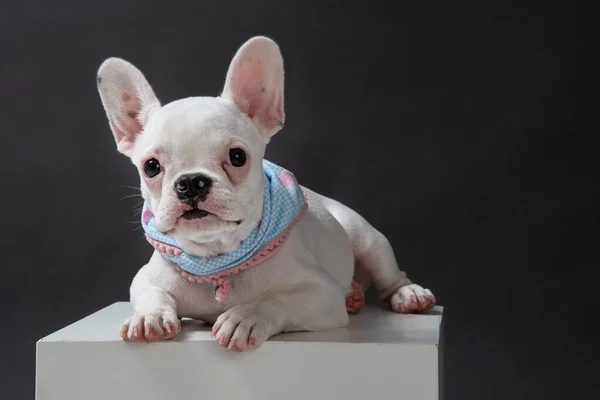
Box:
[145,235,183,256]
[146,195,309,301]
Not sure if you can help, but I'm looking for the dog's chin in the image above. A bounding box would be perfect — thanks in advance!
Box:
[169,207,255,256]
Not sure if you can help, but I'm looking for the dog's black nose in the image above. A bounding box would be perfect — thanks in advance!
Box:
[174,174,212,203]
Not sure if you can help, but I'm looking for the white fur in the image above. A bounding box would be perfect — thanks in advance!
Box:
[97,36,435,351]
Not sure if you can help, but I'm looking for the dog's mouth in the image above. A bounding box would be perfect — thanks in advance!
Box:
[181,209,211,220]
[179,208,243,225]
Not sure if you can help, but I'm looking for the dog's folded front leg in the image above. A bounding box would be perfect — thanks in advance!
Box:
[211,283,349,352]
[120,264,181,342]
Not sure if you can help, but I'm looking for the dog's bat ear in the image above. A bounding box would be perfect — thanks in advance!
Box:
[96,58,160,156]
[221,36,285,140]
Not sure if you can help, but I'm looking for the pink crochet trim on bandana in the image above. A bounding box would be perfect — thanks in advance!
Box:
[145,235,183,256]
[147,200,308,302]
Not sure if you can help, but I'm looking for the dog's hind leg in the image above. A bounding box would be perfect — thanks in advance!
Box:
[318,194,436,314]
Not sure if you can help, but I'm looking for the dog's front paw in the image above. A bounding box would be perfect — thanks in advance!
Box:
[120,311,181,342]
[211,305,275,352]
[390,284,436,314]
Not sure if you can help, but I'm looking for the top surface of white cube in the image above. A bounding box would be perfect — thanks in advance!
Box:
[40,302,443,346]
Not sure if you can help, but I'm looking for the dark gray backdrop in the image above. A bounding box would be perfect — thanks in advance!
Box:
[1,1,598,399]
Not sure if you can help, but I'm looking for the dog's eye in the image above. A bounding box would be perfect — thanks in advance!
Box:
[228,148,247,167]
[143,158,161,178]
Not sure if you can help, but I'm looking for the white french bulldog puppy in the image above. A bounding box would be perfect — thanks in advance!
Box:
[97,36,435,352]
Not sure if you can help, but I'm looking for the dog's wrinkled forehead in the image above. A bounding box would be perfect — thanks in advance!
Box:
[135,97,260,160]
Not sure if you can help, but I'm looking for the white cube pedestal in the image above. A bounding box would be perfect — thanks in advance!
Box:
[36,302,444,400]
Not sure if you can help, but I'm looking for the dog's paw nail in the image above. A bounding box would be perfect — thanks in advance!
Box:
[120,326,129,338]
[229,341,243,353]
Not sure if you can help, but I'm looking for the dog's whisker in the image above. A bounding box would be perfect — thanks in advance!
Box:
[119,193,143,201]
[132,200,145,211]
